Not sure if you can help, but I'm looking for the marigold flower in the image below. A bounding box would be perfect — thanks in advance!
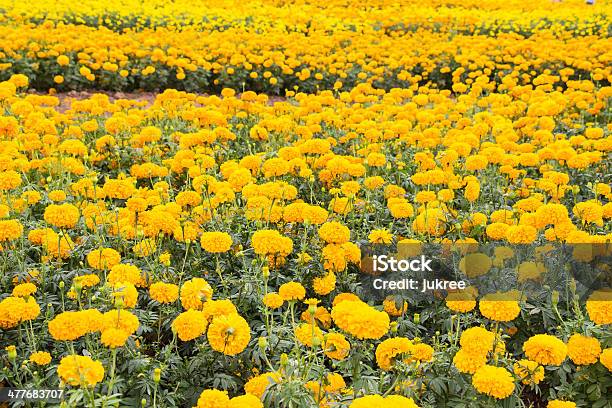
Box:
[12,282,36,297]
[318,221,350,244]
[523,334,567,366]
[376,337,414,370]
[331,299,389,340]
[279,281,306,301]
[29,351,52,366]
[586,289,612,325]
[180,278,213,310]
[200,231,233,253]
[149,282,179,304]
[87,248,121,270]
[472,365,515,399]
[453,348,487,374]
[323,332,350,360]
[172,309,207,341]
[513,359,544,385]
[547,401,576,408]
[0,219,23,241]
[101,328,130,348]
[57,355,104,387]
[207,314,251,355]
[44,203,80,228]
[262,292,284,309]
[566,333,601,365]
[600,348,612,372]
[243,372,281,398]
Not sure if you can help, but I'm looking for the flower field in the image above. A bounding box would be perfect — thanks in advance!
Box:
[0,0,611,407]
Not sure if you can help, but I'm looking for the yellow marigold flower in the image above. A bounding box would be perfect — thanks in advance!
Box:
[133,238,157,257]
[158,252,171,266]
[472,365,515,399]
[413,207,447,236]
[375,337,414,370]
[523,334,567,366]
[57,55,70,66]
[180,278,213,310]
[566,333,601,365]
[29,351,52,366]
[171,309,208,341]
[383,296,408,317]
[48,310,93,341]
[12,282,36,297]
[458,253,491,278]
[112,282,138,308]
[262,292,284,309]
[445,287,478,313]
[229,394,262,408]
[460,327,496,355]
[411,343,434,362]
[586,289,612,325]
[573,201,604,226]
[464,180,480,202]
[505,225,537,244]
[100,309,139,335]
[350,395,419,408]
[200,231,233,253]
[323,332,350,360]
[74,274,100,289]
[294,322,324,347]
[48,190,67,202]
[279,281,306,301]
[599,348,612,372]
[0,170,22,191]
[318,221,350,244]
[195,389,230,408]
[547,401,576,408]
[0,219,23,241]
[9,74,28,88]
[313,272,336,296]
[108,264,145,287]
[101,328,130,348]
[207,314,251,355]
[486,222,510,240]
[57,355,104,387]
[453,348,487,374]
[479,291,521,322]
[149,282,179,304]
[201,299,238,321]
[251,229,293,257]
[87,248,121,270]
[513,359,544,385]
[44,203,80,228]
[331,299,389,340]
[243,372,281,399]
[103,178,136,200]
[368,229,393,244]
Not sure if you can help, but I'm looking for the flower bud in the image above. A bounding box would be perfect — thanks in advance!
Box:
[153,368,161,383]
[551,291,559,306]
[390,321,398,333]
[258,337,267,350]
[414,313,420,324]
[5,345,16,361]
[262,266,270,279]
[280,353,288,367]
